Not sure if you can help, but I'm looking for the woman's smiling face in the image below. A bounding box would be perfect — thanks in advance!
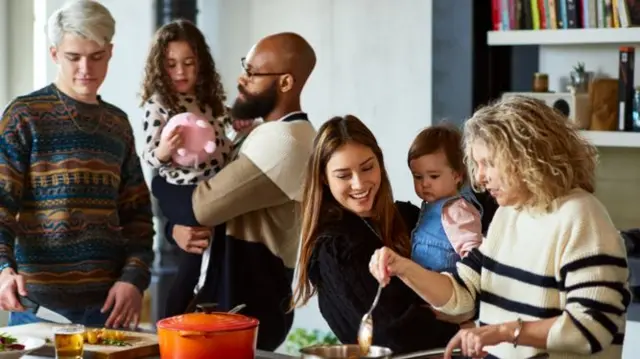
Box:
[325,142,382,217]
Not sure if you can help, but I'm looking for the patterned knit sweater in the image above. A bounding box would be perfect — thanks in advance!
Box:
[435,188,630,358]
[0,84,154,309]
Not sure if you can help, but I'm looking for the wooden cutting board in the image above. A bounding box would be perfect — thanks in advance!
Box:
[2,322,159,359]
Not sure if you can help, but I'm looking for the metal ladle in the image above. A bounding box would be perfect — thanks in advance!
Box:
[195,302,246,314]
[358,284,383,356]
[228,303,246,314]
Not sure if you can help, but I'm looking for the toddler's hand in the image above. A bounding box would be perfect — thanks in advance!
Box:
[232,119,256,134]
[156,126,183,162]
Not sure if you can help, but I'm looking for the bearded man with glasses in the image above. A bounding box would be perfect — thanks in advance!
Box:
[151,32,317,351]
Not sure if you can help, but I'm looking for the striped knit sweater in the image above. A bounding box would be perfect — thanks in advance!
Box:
[0,84,154,309]
[435,188,630,358]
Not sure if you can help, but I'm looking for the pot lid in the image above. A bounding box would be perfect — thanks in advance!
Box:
[157,312,259,332]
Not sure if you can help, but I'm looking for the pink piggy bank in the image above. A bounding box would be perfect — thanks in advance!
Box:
[160,112,217,168]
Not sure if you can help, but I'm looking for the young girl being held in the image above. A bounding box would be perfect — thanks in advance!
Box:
[140,19,233,185]
[407,125,484,272]
[138,19,236,317]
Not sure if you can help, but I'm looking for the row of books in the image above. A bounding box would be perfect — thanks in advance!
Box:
[492,0,640,30]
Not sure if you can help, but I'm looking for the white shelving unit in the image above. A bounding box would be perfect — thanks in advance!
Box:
[487,28,640,46]
[581,130,640,148]
[487,28,640,149]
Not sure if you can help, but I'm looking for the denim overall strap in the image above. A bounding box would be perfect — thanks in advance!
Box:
[459,184,484,217]
[411,196,462,272]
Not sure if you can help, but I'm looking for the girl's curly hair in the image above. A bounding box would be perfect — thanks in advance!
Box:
[463,95,598,212]
[139,19,226,117]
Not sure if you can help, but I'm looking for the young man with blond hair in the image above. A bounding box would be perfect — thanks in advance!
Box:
[0,0,153,327]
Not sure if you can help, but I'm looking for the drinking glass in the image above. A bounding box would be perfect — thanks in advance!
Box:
[52,324,84,359]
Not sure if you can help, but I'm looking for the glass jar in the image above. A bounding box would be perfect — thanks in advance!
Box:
[533,73,549,92]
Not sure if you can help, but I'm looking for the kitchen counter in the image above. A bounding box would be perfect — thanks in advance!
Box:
[13,322,640,358]
[0,322,298,359]
[20,349,297,359]
[256,351,297,359]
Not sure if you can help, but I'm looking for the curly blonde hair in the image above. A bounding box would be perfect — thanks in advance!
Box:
[463,95,598,212]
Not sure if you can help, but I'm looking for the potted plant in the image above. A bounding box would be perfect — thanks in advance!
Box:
[285,328,340,355]
[570,61,592,93]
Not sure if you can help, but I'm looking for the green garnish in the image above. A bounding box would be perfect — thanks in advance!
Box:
[100,338,131,347]
[0,332,20,351]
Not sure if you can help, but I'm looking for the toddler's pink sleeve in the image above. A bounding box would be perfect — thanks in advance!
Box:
[441,198,483,258]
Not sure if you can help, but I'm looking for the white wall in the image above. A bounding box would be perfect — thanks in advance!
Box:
[8,0,34,99]
[0,0,9,107]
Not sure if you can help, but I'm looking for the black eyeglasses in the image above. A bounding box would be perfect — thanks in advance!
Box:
[241,57,287,78]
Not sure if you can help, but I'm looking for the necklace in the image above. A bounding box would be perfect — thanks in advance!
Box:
[362,217,382,241]
[55,88,104,134]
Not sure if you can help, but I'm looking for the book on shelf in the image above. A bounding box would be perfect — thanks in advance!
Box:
[617,47,635,131]
[492,0,640,31]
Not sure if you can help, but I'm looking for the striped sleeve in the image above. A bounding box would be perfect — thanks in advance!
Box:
[0,101,29,271]
[547,205,630,354]
[117,119,155,293]
[434,248,483,316]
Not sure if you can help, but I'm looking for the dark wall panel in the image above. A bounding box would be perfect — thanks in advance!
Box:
[432,1,538,123]
[156,0,198,27]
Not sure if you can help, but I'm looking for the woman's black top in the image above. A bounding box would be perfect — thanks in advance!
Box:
[307,202,460,354]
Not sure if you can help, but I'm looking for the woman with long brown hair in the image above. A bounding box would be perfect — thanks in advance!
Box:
[292,115,460,353]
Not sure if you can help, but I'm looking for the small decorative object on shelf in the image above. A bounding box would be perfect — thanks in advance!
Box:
[570,62,592,93]
[532,73,549,92]
[501,92,591,129]
[633,87,640,132]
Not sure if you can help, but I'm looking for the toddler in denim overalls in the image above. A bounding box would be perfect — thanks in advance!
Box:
[407,125,484,273]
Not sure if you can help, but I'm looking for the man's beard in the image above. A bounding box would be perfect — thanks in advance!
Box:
[230,82,278,120]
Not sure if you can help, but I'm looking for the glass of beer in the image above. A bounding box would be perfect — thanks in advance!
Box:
[52,324,85,359]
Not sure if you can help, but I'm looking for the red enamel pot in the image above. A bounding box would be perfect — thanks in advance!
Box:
[156,307,259,359]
